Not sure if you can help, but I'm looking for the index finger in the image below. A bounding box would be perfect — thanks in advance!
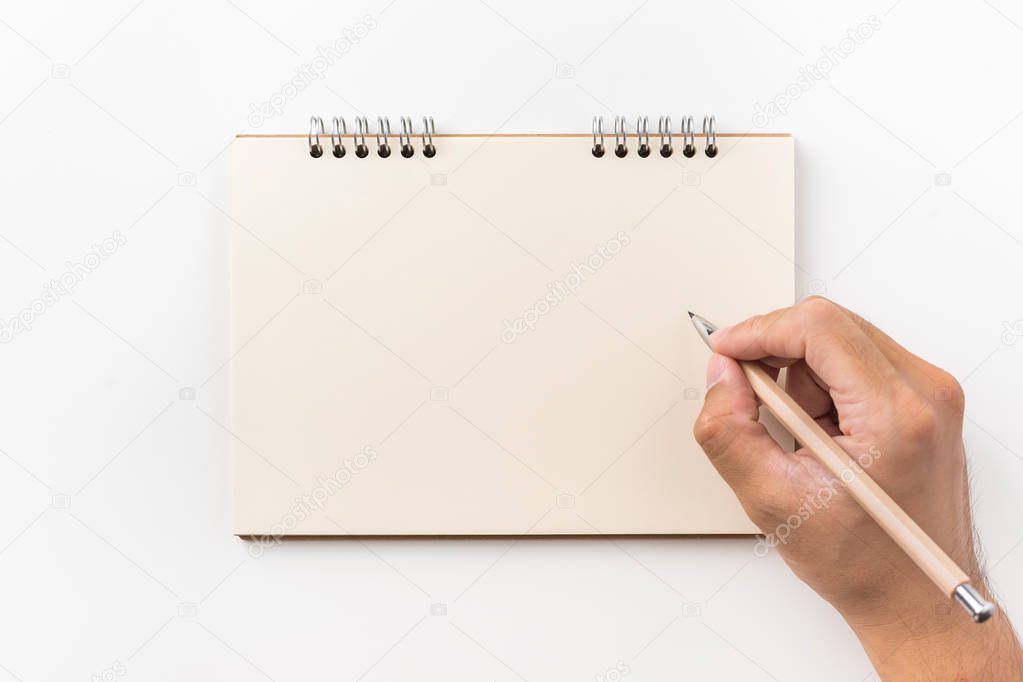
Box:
[709,297,898,404]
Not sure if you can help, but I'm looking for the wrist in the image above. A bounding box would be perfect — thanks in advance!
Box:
[844,585,1023,680]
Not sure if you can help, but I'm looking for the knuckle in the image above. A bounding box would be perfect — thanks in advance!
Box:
[932,370,965,413]
[693,411,724,447]
[748,312,771,338]
[799,296,841,325]
[693,410,740,458]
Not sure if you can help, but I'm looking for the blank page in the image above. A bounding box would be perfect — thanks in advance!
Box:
[230,133,793,535]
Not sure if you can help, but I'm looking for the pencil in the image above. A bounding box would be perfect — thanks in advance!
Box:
[688,311,994,623]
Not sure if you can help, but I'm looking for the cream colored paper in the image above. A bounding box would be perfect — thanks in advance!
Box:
[229,133,794,535]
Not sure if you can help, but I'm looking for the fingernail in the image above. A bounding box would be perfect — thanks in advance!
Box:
[706,354,728,388]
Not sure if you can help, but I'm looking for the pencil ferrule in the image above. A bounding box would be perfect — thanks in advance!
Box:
[954,584,995,623]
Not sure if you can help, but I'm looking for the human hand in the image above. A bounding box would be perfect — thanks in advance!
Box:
[693,297,1022,680]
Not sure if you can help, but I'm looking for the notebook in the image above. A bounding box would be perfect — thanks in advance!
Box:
[229,115,794,536]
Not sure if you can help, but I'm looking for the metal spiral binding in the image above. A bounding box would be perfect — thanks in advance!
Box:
[588,114,719,159]
[331,117,347,158]
[613,116,628,157]
[592,116,605,157]
[658,116,673,157]
[308,115,437,158]
[636,116,650,158]
[376,117,392,157]
[422,116,436,158]
[703,115,718,157]
[354,117,370,158]
[399,117,415,158]
[682,116,696,158]
[308,116,325,158]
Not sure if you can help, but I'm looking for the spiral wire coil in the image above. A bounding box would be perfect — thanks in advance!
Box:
[330,117,346,158]
[613,116,628,158]
[636,116,650,158]
[591,116,605,158]
[308,115,719,159]
[422,116,436,158]
[589,115,720,158]
[308,116,325,158]
[308,116,438,159]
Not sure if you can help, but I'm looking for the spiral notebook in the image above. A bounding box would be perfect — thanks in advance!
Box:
[230,116,794,536]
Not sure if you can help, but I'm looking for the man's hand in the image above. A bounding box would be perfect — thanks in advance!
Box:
[693,297,1022,680]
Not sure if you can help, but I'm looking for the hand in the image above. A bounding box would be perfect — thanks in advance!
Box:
[693,297,1022,680]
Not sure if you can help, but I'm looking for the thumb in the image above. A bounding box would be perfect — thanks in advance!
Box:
[693,354,791,518]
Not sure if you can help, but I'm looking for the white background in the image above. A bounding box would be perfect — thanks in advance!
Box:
[1,0,1022,680]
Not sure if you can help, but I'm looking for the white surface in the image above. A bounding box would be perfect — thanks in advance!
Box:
[1,0,1021,679]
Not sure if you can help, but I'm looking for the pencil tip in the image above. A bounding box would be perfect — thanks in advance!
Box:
[687,311,695,319]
